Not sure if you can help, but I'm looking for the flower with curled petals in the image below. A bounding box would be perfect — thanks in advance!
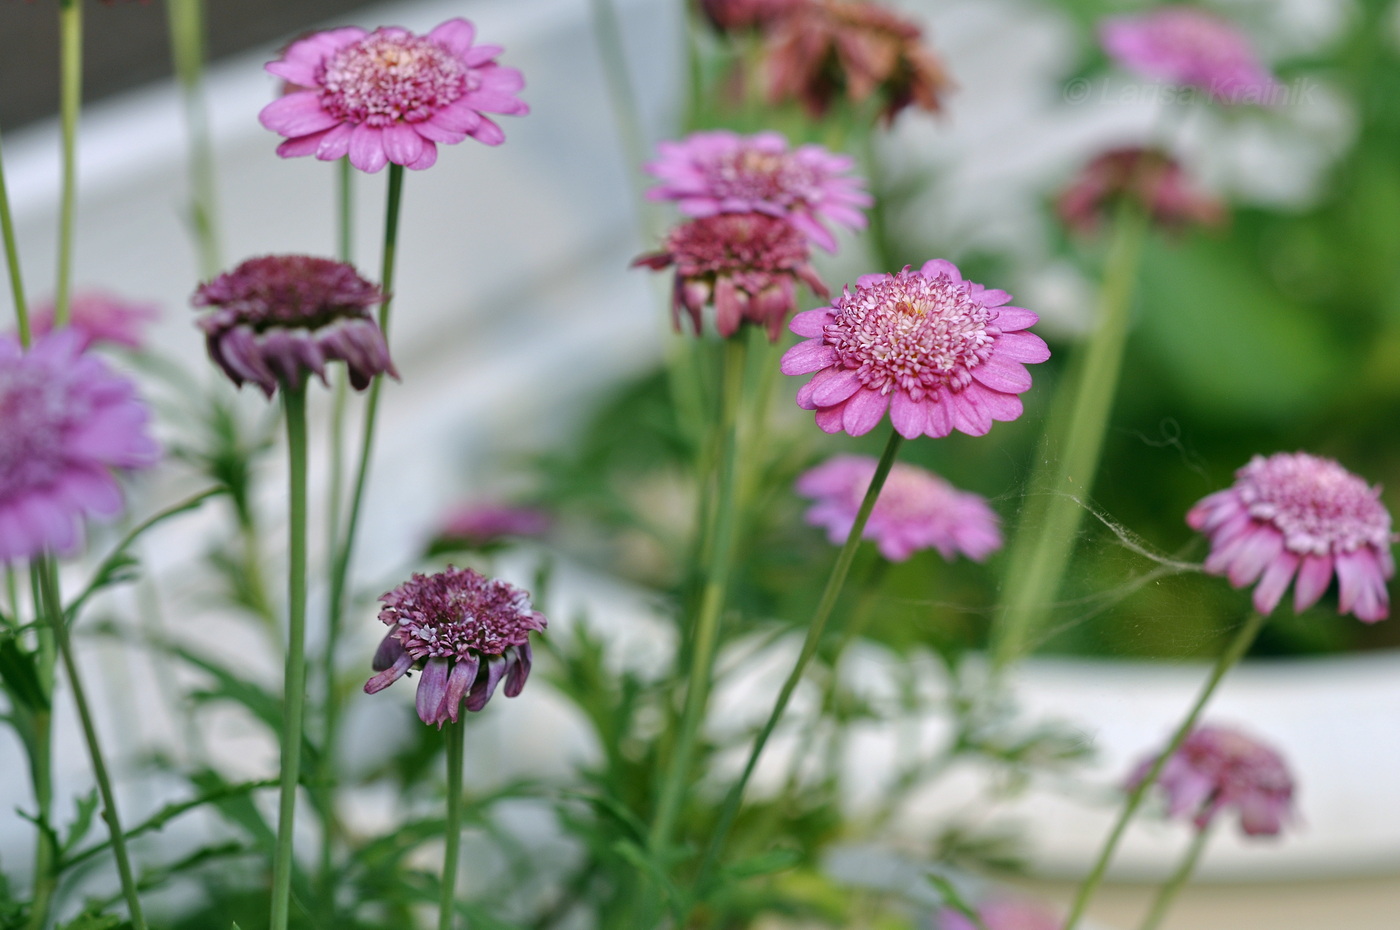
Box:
[935,897,1062,930]
[1056,146,1224,237]
[1187,452,1395,623]
[645,130,871,253]
[259,18,529,173]
[364,566,547,726]
[1100,5,1279,105]
[193,255,396,398]
[781,260,1049,438]
[0,330,160,563]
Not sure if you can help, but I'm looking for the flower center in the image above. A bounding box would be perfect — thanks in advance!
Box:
[1237,453,1393,556]
[0,364,73,501]
[824,271,995,398]
[319,32,470,126]
[668,213,809,276]
[381,568,542,661]
[706,148,817,207]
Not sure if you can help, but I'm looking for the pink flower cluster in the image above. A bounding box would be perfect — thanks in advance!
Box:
[23,291,159,351]
[1100,5,1279,105]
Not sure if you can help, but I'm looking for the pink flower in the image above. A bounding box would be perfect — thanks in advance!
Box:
[1056,147,1224,236]
[23,291,159,350]
[259,18,529,173]
[645,130,871,252]
[1128,725,1295,837]
[633,212,828,340]
[193,255,396,398]
[364,566,547,726]
[1187,452,1395,623]
[0,330,160,563]
[796,455,1001,562]
[935,898,1062,930]
[1100,6,1280,105]
[434,503,552,550]
[780,260,1049,438]
[699,0,805,33]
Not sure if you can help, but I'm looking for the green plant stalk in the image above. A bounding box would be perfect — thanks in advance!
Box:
[23,701,55,930]
[0,124,29,342]
[1063,610,1267,930]
[54,0,82,326]
[990,201,1151,669]
[164,0,220,277]
[1139,823,1213,930]
[39,559,148,929]
[693,428,905,897]
[439,719,465,930]
[269,385,310,930]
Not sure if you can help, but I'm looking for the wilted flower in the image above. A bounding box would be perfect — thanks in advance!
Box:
[1187,452,1395,623]
[934,897,1062,930]
[23,291,159,350]
[764,0,953,123]
[364,566,547,726]
[645,130,871,252]
[700,0,804,33]
[634,212,828,340]
[192,255,396,398]
[797,454,1001,562]
[1128,724,1295,836]
[1100,5,1279,105]
[432,503,552,551]
[0,330,160,563]
[780,260,1049,438]
[260,18,529,173]
[1056,146,1224,236]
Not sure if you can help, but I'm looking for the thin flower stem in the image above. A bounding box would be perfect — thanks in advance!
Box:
[164,0,221,277]
[269,385,310,930]
[1138,823,1213,930]
[25,563,57,930]
[439,719,466,930]
[54,0,83,327]
[693,428,905,898]
[1062,610,1267,930]
[39,559,148,930]
[0,124,30,343]
[990,200,1151,669]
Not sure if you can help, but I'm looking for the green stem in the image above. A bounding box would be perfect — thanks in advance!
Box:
[1063,610,1267,930]
[439,720,465,930]
[269,385,310,930]
[990,201,1151,669]
[1138,823,1213,930]
[0,124,29,343]
[693,428,905,897]
[54,0,82,327]
[40,559,148,929]
[164,0,220,277]
[24,703,55,930]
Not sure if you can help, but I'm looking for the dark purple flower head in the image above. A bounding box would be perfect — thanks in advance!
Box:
[1056,147,1224,236]
[0,330,160,563]
[1129,725,1296,837]
[634,212,828,341]
[364,566,547,726]
[193,255,396,397]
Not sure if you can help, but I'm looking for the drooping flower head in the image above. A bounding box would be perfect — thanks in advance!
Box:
[1100,5,1280,105]
[364,566,547,726]
[781,260,1049,438]
[192,255,396,398]
[645,130,871,253]
[934,897,1062,930]
[1128,724,1295,837]
[797,454,1001,562]
[1056,146,1224,236]
[1187,452,1395,623]
[764,0,953,124]
[0,331,160,563]
[22,291,159,351]
[431,503,552,553]
[260,18,529,173]
[699,0,805,34]
[633,212,828,340]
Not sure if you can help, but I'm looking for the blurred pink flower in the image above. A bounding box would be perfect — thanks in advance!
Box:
[1128,724,1295,836]
[699,0,805,33]
[0,330,160,563]
[780,259,1049,438]
[435,503,552,549]
[260,18,528,173]
[796,454,1001,562]
[1187,452,1395,623]
[1056,146,1224,236]
[935,897,1061,930]
[1100,5,1279,105]
[24,291,159,351]
[645,130,871,252]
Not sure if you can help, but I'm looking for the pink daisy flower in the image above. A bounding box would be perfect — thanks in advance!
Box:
[23,291,159,351]
[0,330,160,563]
[433,503,552,551]
[935,897,1062,930]
[364,566,547,727]
[644,130,872,252]
[780,260,1049,438]
[1100,5,1280,105]
[259,18,529,173]
[1056,146,1224,237]
[796,454,1001,562]
[1128,724,1295,837]
[193,255,396,398]
[633,212,828,341]
[1187,452,1395,623]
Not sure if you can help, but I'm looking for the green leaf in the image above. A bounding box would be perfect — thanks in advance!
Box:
[59,789,100,856]
[0,635,49,714]
[721,847,802,881]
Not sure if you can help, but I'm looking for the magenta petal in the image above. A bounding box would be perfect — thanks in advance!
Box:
[444,655,479,723]
[841,389,890,436]
[1227,529,1284,589]
[467,116,506,146]
[503,642,533,698]
[809,368,863,406]
[949,391,992,437]
[416,658,452,726]
[1252,550,1299,615]
[919,259,962,283]
[428,17,476,56]
[259,93,339,136]
[406,141,439,171]
[465,654,508,712]
[889,390,925,439]
[382,123,425,167]
[814,401,848,433]
[995,331,1051,363]
[789,309,834,337]
[993,306,1039,330]
[277,130,333,159]
[348,124,388,173]
[1293,553,1334,611]
[364,652,414,694]
[970,354,1032,394]
[780,339,836,375]
[315,123,355,160]
[924,394,954,438]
